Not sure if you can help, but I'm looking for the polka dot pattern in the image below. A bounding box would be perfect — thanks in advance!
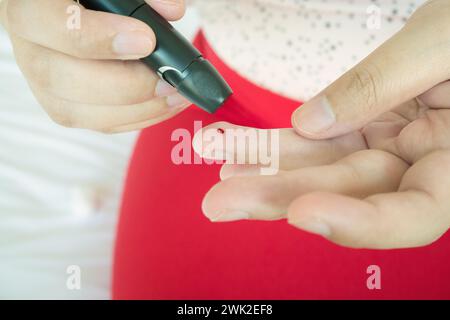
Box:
[195,0,426,101]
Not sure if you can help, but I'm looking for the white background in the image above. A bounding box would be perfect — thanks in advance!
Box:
[0,7,199,299]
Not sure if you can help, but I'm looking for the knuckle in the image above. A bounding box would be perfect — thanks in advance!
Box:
[346,65,381,112]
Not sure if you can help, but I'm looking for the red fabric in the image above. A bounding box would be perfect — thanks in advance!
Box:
[113,31,450,299]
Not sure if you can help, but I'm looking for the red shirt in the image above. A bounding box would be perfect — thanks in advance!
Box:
[113,32,450,299]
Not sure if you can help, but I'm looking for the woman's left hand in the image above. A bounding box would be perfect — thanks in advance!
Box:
[193,0,450,249]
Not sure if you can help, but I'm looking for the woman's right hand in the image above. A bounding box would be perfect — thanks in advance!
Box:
[0,0,190,133]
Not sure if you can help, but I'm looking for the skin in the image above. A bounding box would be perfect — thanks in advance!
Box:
[0,0,189,133]
[2,0,450,249]
[194,0,450,249]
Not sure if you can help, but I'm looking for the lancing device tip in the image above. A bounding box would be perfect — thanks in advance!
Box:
[79,0,233,113]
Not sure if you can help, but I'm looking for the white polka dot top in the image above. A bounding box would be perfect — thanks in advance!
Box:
[194,0,427,101]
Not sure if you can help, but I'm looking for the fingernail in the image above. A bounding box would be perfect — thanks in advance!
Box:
[155,79,177,97]
[292,96,336,134]
[220,166,236,180]
[208,210,249,222]
[288,217,331,237]
[166,93,191,109]
[113,31,154,58]
[148,0,182,9]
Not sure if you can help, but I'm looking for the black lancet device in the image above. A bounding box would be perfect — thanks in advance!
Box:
[78,0,233,113]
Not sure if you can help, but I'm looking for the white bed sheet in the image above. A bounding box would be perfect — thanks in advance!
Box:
[0,8,200,299]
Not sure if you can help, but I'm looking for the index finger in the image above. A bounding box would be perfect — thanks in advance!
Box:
[4,0,156,59]
[192,122,367,170]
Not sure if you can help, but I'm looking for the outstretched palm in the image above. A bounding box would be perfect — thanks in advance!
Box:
[194,0,450,250]
[193,96,450,249]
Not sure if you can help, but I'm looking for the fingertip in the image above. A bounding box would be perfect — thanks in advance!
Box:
[146,0,186,21]
[291,107,315,138]
[192,121,234,159]
[112,29,156,59]
[201,183,221,221]
[192,126,204,157]
[201,177,254,222]
[220,164,262,180]
[204,121,234,130]
[69,9,157,59]
[290,96,336,138]
[220,164,234,180]
[201,183,251,223]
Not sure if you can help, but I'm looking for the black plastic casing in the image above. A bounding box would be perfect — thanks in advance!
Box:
[78,0,232,113]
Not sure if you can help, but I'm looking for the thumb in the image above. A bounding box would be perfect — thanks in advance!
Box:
[292,1,450,139]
